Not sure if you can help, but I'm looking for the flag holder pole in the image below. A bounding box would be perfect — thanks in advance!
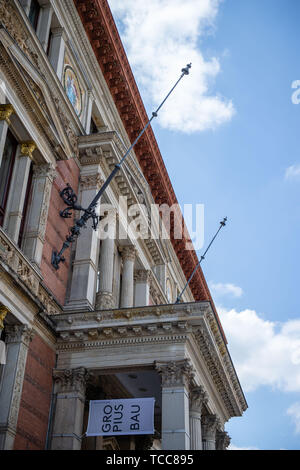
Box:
[175,217,228,304]
[52,64,192,270]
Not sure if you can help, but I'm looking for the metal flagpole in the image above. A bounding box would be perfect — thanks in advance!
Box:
[175,217,228,304]
[52,64,192,270]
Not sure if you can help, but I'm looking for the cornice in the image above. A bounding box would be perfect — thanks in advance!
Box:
[52,301,247,417]
[73,0,226,341]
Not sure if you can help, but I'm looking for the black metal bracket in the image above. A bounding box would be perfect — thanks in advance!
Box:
[51,184,100,270]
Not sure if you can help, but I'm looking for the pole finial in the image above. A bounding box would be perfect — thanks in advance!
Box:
[220,217,227,227]
[182,63,192,75]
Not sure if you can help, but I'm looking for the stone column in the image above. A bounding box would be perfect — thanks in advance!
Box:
[95,210,117,310]
[120,246,136,308]
[48,27,66,80]
[201,414,219,450]
[22,163,56,267]
[216,430,231,450]
[156,359,194,450]
[5,142,36,244]
[36,2,53,51]
[0,105,14,167]
[51,368,90,450]
[134,269,151,307]
[67,172,103,311]
[189,386,208,450]
[0,324,34,450]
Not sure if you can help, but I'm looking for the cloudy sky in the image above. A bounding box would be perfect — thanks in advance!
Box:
[108,0,300,450]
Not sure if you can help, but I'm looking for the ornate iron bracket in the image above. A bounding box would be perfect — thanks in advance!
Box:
[58,184,99,230]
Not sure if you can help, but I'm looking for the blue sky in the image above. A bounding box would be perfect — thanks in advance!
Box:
[108,0,300,449]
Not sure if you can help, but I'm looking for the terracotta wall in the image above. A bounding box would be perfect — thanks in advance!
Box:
[40,159,79,306]
[14,334,56,450]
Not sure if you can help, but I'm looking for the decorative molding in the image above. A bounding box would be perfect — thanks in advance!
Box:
[0,228,62,316]
[0,103,14,124]
[155,359,195,389]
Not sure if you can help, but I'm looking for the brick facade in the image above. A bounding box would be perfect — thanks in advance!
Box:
[14,334,56,450]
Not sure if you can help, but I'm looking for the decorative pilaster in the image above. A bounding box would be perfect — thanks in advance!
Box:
[156,359,194,450]
[22,163,56,266]
[120,246,136,308]
[0,105,14,168]
[66,170,104,311]
[189,386,208,450]
[216,430,231,450]
[6,142,36,243]
[0,325,34,450]
[51,368,91,450]
[134,269,151,307]
[201,414,220,450]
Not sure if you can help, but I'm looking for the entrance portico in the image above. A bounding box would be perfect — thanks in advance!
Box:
[49,301,247,450]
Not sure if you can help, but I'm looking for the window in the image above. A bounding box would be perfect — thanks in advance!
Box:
[90,117,98,135]
[28,0,41,31]
[18,163,33,248]
[0,131,17,227]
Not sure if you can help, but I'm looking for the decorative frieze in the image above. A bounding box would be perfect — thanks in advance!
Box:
[0,228,61,315]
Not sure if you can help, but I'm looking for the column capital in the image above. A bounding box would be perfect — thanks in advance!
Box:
[20,141,36,160]
[53,367,91,395]
[33,162,57,181]
[120,245,136,262]
[216,430,231,450]
[155,359,195,388]
[0,104,14,124]
[5,325,34,347]
[201,414,221,438]
[79,173,104,190]
[0,305,9,329]
[134,269,152,284]
[190,386,209,413]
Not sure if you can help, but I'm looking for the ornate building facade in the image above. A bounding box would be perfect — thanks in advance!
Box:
[0,0,247,450]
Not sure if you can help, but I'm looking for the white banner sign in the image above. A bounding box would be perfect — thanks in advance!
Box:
[86,398,155,437]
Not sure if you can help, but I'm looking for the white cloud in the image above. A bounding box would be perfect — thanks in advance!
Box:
[218,307,300,393]
[228,444,260,450]
[285,164,300,180]
[108,0,235,133]
[210,282,243,298]
[287,402,300,434]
